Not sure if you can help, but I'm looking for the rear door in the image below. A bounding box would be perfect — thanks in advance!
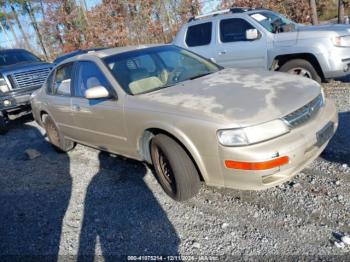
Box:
[214,18,267,69]
[184,22,217,62]
[70,61,128,154]
[45,63,75,137]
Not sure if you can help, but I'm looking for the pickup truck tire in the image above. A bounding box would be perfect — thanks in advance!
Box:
[0,114,9,135]
[279,59,321,83]
[42,114,75,153]
[151,134,201,201]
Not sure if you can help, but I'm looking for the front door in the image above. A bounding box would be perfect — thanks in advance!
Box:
[214,18,267,69]
[70,61,128,154]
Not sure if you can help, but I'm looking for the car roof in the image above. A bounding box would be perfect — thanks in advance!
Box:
[54,44,167,66]
[92,44,165,58]
[54,48,108,63]
[185,8,270,25]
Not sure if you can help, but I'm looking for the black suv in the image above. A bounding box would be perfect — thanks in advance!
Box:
[0,49,52,133]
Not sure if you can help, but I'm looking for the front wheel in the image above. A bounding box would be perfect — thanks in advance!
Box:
[151,134,201,201]
[279,59,322,83]
[0,114,9,135]
[42,114,75,152]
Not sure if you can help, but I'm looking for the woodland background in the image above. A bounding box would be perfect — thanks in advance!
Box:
[0,0,348,60]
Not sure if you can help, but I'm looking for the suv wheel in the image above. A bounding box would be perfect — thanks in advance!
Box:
[279,59,322,83]
[151,134,201,201]
[0,114,9,135]
[42,114,75,152]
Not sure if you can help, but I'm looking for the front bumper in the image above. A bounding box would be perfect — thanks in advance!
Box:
[322,46,350,79]
[0,91,33,111]
[208,99,338,190]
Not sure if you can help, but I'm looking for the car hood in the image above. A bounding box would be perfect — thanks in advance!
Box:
[0,61,52,74]
[274,24,350,45]
[137,68,321,127]
[297,23,350,33]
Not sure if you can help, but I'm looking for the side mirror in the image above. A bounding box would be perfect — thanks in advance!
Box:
[85,86,110,99]
[246,29,260,41]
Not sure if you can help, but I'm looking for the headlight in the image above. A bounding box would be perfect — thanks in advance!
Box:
[0,76,10,93]
[333,35,350,47]
[217,120,290,146]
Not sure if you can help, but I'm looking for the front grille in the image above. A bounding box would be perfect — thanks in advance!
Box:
[283,94,324,128]
[10,67,51,90]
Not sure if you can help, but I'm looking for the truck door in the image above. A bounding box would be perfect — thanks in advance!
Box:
[183,22,217,62]
[214,18,267,69]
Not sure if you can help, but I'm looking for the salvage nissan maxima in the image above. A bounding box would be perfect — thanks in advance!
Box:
[31,45,338,201]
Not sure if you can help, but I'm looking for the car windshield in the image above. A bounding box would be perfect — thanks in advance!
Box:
[249,11,297,33]
[103,45,221,95]
[0,50,41,67]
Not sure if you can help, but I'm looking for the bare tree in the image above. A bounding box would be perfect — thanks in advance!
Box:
[310,0,319,24]
[23,1,48,59]
[9,2,31,50]
[338,0,345,23]
[0,21,13,47]
[1,5,20,47]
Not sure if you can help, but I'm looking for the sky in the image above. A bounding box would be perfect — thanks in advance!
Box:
[0,0,221,51]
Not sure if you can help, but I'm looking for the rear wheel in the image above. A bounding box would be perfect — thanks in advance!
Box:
[42,114,75,152]
[279,59,322,83]
[0,113,8,135]
[151,134,201,201]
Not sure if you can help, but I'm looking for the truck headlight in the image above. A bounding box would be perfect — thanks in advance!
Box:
[217,120,290,146]
[0,76,10,93]
[333,36,350,47]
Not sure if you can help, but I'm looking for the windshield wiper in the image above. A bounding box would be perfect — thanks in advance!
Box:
[135,83,176,95]
[189,72,212,80]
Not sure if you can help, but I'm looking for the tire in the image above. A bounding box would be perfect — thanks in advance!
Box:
[42,114,75,152]
[279,59,322,83]
[150,134,201,201]
[0,114,9,135]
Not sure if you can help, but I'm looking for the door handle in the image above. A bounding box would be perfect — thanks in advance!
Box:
[218,51,227,55]
[72,104,80,111]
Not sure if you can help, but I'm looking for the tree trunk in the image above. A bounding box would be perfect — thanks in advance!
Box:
[55,24,64,47]
[161,0,173,42]
[310,0,318,25]
[338,0,345,24]
[79,0,88,21]
[2,6,20,47]
[25,2,48,59]
[0,22,13,48]
[10,5,31,50]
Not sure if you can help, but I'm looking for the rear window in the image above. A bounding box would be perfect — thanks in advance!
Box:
[185,22,212,47]
[0,50,40,67]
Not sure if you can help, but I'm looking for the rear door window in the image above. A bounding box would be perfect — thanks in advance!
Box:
[52,63,73,96]
[220,18,255,42]
[186,22,212,47]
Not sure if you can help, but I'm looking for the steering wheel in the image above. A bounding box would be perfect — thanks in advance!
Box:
[166,66,186,85]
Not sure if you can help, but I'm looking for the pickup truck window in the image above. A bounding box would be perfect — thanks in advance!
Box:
[186,22,212,47]
[0,50,40,67]
[249,11,296,33]
[220,18,255,43]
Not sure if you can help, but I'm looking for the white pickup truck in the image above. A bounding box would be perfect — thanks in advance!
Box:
[174,7,350,83]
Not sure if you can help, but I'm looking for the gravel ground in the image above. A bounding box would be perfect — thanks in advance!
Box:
[0,81,349,260]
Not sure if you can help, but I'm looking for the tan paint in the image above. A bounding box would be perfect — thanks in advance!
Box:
[31,45,338,190]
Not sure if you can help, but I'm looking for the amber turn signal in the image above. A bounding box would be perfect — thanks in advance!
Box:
[225,156,289,170]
